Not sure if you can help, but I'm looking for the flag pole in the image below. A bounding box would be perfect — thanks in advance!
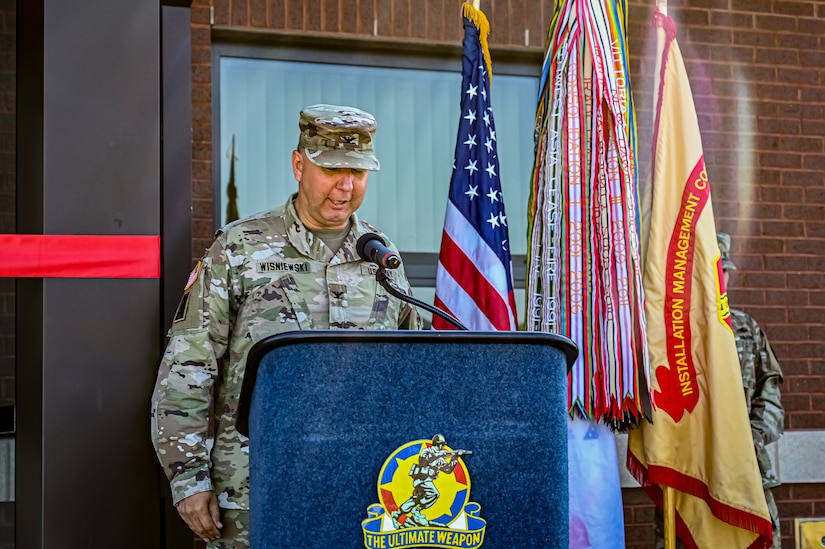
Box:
[473,0,479,8]
[653,1,677,546]
[664,486,676,549]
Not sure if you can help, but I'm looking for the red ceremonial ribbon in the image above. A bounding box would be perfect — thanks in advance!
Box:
[0,234,160,278]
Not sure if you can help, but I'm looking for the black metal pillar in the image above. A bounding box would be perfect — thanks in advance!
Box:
[14,0,193,546]
[161,4,196,548]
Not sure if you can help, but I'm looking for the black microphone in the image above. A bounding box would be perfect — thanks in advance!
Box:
[356,233,467,330]
[356,233,401,270]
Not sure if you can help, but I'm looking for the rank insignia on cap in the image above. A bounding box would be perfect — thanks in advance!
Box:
[298,104,381,171]
[184,261,201,291]
[361,435,485,548]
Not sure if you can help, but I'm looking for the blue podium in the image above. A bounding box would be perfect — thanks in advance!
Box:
[237,331,577,548]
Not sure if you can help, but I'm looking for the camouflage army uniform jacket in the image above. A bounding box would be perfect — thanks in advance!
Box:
[731,308,784,489]
[151,195,421,509]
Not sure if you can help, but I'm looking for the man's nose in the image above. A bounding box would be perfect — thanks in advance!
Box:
[336,171,354,190]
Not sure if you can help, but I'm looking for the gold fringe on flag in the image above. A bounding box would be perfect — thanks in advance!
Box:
[461,2,492,83]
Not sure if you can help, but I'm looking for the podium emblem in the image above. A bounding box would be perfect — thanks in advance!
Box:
[361,435,486,548]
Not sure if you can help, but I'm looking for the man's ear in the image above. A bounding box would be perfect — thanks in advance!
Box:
[291,149,303,182]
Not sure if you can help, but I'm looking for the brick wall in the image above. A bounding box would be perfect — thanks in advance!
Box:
[192,0,825,547]
[192,1,214,261]
[623,487,656,547]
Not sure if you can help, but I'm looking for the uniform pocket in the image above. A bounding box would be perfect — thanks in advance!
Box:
[241,276,315,340]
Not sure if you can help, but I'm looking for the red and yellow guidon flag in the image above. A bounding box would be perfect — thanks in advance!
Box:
[627,10,772,549]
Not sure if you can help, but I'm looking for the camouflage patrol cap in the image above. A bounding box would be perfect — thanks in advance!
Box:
[298,104,380,171]
[717,232,736,270]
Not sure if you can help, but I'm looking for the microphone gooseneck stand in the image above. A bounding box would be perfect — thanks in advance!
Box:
[375,267,468,331]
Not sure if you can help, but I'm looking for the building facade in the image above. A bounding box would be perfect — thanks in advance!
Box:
[189,1,825,548]
[1,0,823,547]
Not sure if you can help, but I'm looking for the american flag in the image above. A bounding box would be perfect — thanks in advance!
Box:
[433,4,518,331]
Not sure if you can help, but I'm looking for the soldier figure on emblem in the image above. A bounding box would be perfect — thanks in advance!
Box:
[392,434,471,528]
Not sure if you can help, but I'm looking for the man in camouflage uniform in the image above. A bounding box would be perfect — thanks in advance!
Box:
[719,232,785,549]
[151,104,422,548]
[655,234,784,548]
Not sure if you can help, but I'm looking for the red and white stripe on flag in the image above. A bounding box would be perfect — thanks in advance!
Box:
[435,203,518,331]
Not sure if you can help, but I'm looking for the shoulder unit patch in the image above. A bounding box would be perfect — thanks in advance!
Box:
[184,261,201,291]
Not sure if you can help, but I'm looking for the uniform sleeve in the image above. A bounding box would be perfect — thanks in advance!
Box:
[150,239,233,505]
[750,327,784,449]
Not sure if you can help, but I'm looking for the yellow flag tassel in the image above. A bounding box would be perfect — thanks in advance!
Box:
[461,2,492,83]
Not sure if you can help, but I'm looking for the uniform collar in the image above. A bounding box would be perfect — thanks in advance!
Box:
[284,194,364,264]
